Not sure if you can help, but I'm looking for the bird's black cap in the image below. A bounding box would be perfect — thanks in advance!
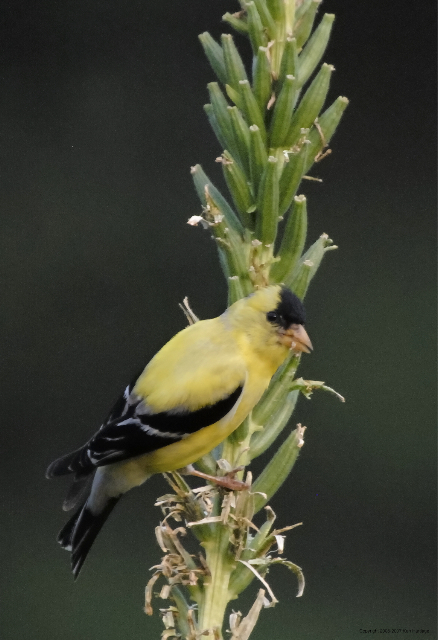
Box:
[274,287,306,326]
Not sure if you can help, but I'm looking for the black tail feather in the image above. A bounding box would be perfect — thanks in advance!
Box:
[63,473,94,512]
[58,497,120,579]
[46,448,83,478]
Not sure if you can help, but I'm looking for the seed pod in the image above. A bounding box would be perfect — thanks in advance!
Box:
[246,2,268,53]
[271,194,308,282]
[191,164,243,236]
[225,83,244,110]
[221,33,248,92]
[297,13,335,88]
[266,0,284,22]
[252,353,299,427]
[250,390,299,459]
[249,125,268,192]
[204,104,227,151]
[255,156,279,245]
[222,151,255,228]
[279,37,298,85]
[198,32,227,85]
[295,0,314,21]
[253,0,277,39]
[239,79,267,144]
[222,12,249,35]
[278,140,309,215]
[252,425,305,513]
[304,95,349,173]
[294,0,320,49]
[228,106,251,177]
[253,47,272,112]
[285,232,336,297]
[208,82,241,161]
[284,62,333,147]
[269,74,297,147]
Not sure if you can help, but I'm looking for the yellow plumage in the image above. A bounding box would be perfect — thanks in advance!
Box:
[47,285,312,578]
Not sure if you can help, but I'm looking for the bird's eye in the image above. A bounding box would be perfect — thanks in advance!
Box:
[266,311,278,323]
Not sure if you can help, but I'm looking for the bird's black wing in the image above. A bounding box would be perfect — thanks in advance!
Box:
[47,385,243,478]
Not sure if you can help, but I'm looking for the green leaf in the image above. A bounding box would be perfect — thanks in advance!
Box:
[297,13,335,88]
[199,32,227,85]
[271,194,308,282]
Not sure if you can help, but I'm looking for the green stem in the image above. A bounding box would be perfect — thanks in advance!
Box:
[198,526,235,639]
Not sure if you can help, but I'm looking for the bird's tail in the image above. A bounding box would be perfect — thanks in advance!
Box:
[58,495,120,579]
[46,448,83,478]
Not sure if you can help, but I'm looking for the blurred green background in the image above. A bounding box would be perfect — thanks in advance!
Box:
[0,1,435,638]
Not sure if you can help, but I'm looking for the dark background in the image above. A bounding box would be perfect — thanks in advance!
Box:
[0,1,436,639]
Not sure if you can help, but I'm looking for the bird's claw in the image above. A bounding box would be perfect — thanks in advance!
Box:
[185,466,249,491]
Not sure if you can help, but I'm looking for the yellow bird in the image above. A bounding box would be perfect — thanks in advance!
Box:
[46,285,312,578]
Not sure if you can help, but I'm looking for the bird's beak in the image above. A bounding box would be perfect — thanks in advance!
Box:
[278,324,313,354]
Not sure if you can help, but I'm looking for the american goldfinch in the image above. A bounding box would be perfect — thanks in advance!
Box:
[46,285,312,578]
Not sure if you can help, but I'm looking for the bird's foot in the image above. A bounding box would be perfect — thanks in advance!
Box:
[183,465,249,491]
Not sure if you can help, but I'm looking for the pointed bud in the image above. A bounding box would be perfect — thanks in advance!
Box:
[222,12,249,35]
[249,125,268,193]
[221,151,256,228]
[294,0,320,49]
[228,106,251,177]
[285,233,336,297]
[250,390,299,459]
[198,32,227,85]
[304,96,349,172]
[278,141,309,215]
[253,0,277,39]
[222,33,248,92]
[191,164,243,236]
[252,426,305,513]
[253,47,272,112]
[225,83,244,110]
[284,62,334,147]
[269,74,298,147]
[297,13,335,88]
[208,82,242,164]
[279,37,298,85]
[271,195,308,282]
[239,79,267,144]
[255,156,279,245]
[246,2,268,53]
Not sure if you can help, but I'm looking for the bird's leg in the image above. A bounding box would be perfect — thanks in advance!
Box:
[179,465,249,491]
